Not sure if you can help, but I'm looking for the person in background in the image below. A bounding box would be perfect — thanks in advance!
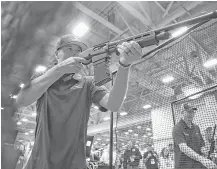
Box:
[160,147,174,169]
[172,103,217,169]
[143,144,159,169]
[123,141,142,169]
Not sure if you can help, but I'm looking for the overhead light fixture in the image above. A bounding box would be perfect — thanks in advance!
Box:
[24,132,29,135]
[146,128,151,131]
[17,121,22,125]
[1,107,4,110]
[20,83,25,88]
[32,113,37,116]
[103,117,110,121]
[143,105,151,109]
[11,95,17,99]
[147,133,152,136]
[134,134,138,137]
[120,112,128,116]
[128,129,133,132]
[162,76,174,83]
[102,143,105,146]
[97,138,101,141]
[171,26,188,38]
[73,22,89,37]
[137,126,142,129]
[203,58,217,68]
[35,65,47,73]
[106,139,110,141]
[29,130,34,133]
[21,118,28,122]
[124,132,129,135]
[142,135,147,137]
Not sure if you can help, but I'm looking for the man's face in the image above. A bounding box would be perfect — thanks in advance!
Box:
[183,109,196,122]
[56,44,82,63]
[127,141,132,148]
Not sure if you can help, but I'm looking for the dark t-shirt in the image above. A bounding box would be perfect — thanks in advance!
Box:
[143,151,159,169]
[123,147,142,169]
[172,119,205,169]
[25,71,108,169]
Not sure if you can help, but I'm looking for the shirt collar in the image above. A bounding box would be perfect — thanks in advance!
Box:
[180,118,194,129]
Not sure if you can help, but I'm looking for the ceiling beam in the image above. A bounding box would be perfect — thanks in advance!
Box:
[137,2,152,25]
[154,1,177,23]
[157,1,202,28]
[163,1,174,18]
[117,1,151,30]
[118,12,135,36]
[73,2,123,35]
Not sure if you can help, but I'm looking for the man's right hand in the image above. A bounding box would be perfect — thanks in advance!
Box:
[200,158,217,169]
[57,57,88,74]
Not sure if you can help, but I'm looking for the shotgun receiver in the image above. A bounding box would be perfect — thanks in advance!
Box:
[79,10,217,86]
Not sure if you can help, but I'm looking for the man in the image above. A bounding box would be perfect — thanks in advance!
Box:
[143,144,159,169]
[16,34,143,169]
[123,141,142,169]
[172,103,217,169]
[100,144,116,165]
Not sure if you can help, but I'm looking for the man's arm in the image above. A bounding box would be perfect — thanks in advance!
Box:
[16,65,63,108]
[98,41,142,112]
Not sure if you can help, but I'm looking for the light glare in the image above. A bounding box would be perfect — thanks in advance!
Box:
[120,112,128,116]
[143,105,151,109]
[35,65,47,73]
[172,26,188,38]
[203,58,217,68]
[20,83,25,88]
[73,22,89,37]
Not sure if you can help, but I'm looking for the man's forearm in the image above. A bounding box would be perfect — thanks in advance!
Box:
[180,144,204,163]
[107,65,130,112]
[16,65,63,108]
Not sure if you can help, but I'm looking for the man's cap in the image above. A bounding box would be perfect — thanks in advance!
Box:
[56,34,88,52]
[182,103,197,111]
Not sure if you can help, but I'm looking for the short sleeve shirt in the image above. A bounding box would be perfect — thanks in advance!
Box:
[25,70,109,169]
[172,119,205,169]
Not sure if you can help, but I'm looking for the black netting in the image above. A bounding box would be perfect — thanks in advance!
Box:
[90,19,217,169]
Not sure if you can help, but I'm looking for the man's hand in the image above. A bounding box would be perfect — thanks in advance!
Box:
[117,41,143,65]
[57,57,87,74]
[200,158,217,169]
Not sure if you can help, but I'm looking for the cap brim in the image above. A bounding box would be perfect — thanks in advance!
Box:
[69,41,88,52]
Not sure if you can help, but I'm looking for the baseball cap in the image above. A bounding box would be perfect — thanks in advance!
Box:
[182,103,197,111]
[56,34,88,52]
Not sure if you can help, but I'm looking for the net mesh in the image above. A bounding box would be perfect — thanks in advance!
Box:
[91,19,217,169]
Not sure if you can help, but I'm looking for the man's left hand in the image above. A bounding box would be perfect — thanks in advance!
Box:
[117,41,143,66]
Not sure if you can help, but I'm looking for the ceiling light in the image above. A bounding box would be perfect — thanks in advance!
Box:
[124,132,129,135]
[1,107,4,110]
[134,134,138,137]
[162,76,174,83]
[128,129,133,132]
[146,128,151,131]
[97,138,101,141]
[120,112,128,116]
[24,132,29,135]
[20,83,25,88]
[142,135,147,137]
[171,26,188,38]
[121,143,125,145]
[136,141,139,143]
[204,58,217,68]
[11,95,17,99]
[17,121,22,125]
[21,118,28,122]
[29,130,34,133]
[147,133,152,136]
[32,113,37,116]
[137,126,141,129]
[73,22,89,37]
[102,143,105,146]
[103,117,110,121]
[143,105,151,109]
[35,65,47,73]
